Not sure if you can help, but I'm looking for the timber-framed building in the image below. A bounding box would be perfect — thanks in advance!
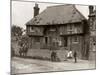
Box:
[26,4,89,59]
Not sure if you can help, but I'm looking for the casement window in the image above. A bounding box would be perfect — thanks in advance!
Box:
[49,28,56,32]
[70,25,73,30]
[73,36,79,43]
[30,27,41,33]
[67,25,74,34]
[34,37,40,42]
[30,27,35,32]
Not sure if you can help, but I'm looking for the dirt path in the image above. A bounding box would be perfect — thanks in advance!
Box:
[11,57,95,75]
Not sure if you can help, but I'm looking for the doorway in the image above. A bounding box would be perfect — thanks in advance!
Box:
[64,37,68,47]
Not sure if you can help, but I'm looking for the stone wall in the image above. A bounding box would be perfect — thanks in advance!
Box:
[27,48,83,61]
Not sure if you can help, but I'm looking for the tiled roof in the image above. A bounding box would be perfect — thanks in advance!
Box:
[26,4,86,25]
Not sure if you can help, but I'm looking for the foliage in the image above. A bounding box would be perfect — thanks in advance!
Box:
[18,34,29,47]
[11,25,23,37]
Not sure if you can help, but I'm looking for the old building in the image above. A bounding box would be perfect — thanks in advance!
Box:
[88,6,96,60]
[26,4,89,59]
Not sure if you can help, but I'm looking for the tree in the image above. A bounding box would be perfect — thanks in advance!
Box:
[18,34,29,47]
[11,25,23,41]
[18,34,29,56]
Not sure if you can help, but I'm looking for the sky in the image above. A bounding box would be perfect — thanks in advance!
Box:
[12,1,90,29]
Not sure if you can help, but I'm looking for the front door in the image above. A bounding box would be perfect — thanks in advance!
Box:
[48,31,58,50]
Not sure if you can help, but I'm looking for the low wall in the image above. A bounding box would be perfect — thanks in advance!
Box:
[27,49,51,59]
[89,51,96,60]
[27,49,69,61]
[11,42,20,56]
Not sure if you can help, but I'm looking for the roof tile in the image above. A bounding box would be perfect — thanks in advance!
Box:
[26,4,86,25]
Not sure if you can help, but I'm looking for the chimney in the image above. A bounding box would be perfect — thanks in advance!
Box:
[34,3,40,17]
[89,5,94,15]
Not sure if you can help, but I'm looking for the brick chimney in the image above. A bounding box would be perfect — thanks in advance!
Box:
[89,5,94,15]
[34,3,40,17]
